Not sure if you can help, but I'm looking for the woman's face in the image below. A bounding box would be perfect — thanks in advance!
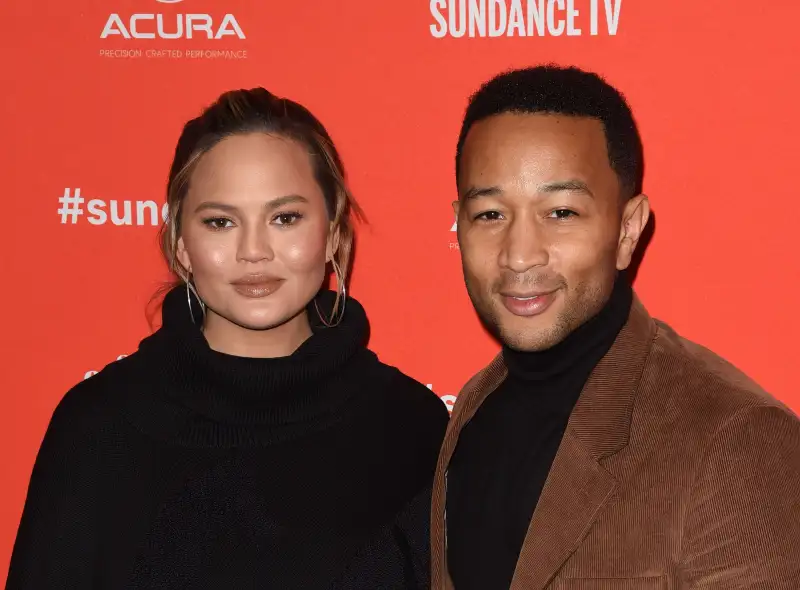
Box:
[177,132,334,332]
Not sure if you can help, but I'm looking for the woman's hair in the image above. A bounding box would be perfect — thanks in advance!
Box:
[158,87,362,321]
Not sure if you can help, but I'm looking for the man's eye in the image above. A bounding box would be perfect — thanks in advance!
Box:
[474,211,503,221]
[550,209,578,219]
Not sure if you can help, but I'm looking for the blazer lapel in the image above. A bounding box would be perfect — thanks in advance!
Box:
[509,296,657,588]
[431,354,507,590]
[431,296,657,590]
[508,433,617,589]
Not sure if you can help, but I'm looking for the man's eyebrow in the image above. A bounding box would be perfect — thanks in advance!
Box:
[462,186,502,200]
[538,179,594,198]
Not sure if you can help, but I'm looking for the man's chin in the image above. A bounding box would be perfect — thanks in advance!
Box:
[472,298,566,350]
[499,331,561,352]
[494,314,572,352]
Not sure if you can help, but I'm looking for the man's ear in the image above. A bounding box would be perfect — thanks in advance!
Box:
[616,194,650,271]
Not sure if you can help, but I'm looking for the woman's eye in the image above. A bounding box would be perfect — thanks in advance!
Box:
[273,212,303,226]
[474,211,503,222]
[202,217,234,230]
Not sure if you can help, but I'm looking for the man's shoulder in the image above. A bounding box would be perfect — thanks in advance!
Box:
[644,318,796,427]
[642,322,800,585]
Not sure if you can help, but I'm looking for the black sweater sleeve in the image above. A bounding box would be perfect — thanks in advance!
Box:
[6,386,99,589]
[392,483,436,589]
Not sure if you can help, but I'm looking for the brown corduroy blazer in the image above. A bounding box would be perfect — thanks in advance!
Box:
[430,296,800,589]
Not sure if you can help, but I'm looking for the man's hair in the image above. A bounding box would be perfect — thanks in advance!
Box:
[456,65,644,198]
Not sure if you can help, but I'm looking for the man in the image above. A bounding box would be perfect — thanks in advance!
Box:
[431,65,800,589]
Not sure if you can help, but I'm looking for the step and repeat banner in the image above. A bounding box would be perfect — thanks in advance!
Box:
[2,0,799,579]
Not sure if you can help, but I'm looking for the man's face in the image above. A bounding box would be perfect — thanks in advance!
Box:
[455,112,648,351]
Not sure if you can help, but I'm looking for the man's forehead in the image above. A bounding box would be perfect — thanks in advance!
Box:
[461,115,608,174]
[464,112,607,146]
[457,114,617,197]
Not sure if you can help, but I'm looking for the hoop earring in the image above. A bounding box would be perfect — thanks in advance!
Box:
[315,260,346,327]
[332,259,347,306]
[186,277,206,325]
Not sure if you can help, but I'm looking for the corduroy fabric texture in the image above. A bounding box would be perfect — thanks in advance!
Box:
[431,295,800,589]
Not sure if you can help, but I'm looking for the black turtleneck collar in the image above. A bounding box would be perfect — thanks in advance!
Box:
[502,272,633,383]
[154,286,369,397]
[126,287,375,447]
[447,273,634,590]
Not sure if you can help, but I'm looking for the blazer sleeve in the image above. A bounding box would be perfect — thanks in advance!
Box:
[5,389,98,589]
[680,403,800,589]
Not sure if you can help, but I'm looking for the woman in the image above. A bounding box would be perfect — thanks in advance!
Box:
[7,88,449,588]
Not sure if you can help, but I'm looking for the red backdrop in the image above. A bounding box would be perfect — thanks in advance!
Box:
[3,0,799,581]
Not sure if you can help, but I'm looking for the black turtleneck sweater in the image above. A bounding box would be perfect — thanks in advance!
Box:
[446,276,633,589]
[7,288,449,589]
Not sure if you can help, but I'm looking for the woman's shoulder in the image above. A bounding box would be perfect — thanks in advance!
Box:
[388,368,449,421]
[350,353,450,454]
[360,353,448,416]
[45,353,140,440]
